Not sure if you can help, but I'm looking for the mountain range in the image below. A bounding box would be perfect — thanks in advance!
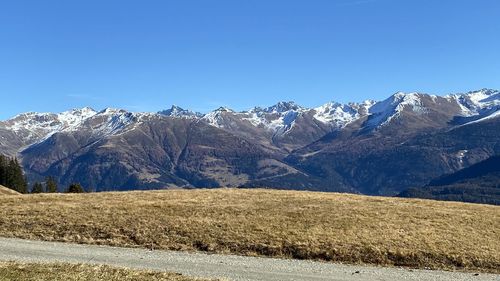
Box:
[0,88,499,196]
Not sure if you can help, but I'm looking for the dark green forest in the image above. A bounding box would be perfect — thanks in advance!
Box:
[0,155,63,194]
[0,155,28,193]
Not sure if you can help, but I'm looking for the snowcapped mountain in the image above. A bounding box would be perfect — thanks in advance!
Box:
[201,107,236,128]
[313,100,374,127]
[3,107,97,136]
[446,89,500,120]
[241,102,306,134]
[158,105,203,118]
[85,108,139,136]
[197,89,499,136]
[368,92,422,125]
[358,89,500,130]
[0,107,98,150]
[2,88,499,155]
[0,107,150,154]
[202,100,372,140]
[1,88,499,195]
[57,107,98,130]
[260,101,304,113]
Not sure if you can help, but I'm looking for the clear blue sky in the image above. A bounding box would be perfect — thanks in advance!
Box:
[1,0,499,119]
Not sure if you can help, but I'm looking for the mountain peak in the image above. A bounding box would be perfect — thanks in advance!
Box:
[390,91,423,100]
[61,107,97,116]
[57,107,98,129]
[99,108,128,115]
[464,89,499,103]
[366,92,426,128]
[264,101,303,113]
[159,105,202,118]
[214,106,234,113]
[371,92,423,113]
[74,106,97,113]
[468,88,498,95]
[201,107,235,128]
[313,99,377,127]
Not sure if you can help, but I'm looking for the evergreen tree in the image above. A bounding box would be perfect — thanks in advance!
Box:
[45,176,58,193]
[66,183,85,193]
[0,155,7,186]
[31,182,44,193]
[4,158,28,194]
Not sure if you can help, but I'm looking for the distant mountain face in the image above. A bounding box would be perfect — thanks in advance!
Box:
[0,88,499,195]
[398,156,500,205]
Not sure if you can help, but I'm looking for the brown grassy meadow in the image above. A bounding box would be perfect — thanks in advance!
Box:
[0,189,498,272]
[0,262,214,281]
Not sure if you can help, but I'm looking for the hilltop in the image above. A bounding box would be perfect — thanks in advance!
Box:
[0,185,20,196]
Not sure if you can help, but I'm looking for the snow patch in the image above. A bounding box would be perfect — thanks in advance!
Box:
[313,100,374,127]
[367,92,425,127]
[460,109,500,126]
[159,105,202,118]
[201,107,234,128]
[446,89,500,117]
[3,107,98,140]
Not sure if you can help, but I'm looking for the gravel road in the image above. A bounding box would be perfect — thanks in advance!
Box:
[0,237,497,281]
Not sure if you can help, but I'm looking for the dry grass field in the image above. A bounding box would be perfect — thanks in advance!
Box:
[0,262,214,281]
[0,189,498,272]
[0,185,19,196]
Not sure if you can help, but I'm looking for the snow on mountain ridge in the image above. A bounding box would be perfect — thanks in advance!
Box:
[313,100,375,127]
[242,110,301,133]
[6,112,59,132]
[4,107,98,134]
[3,89,499,143]
[367,92,426,127]
[446,89,500,118]
[183,89,500,133]
[58,107,98,131]
[240,102,309,134]
[200,107,237,128]
[463,109,500,125]
[90,108,137,136]
[159,105,203,118]
[1,107,151,150]
[262,101,304,114]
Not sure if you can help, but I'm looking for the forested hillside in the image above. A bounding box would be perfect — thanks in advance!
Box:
[398,156,500,205]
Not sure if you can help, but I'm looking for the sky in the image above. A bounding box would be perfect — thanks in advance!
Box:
[1,0,499,119]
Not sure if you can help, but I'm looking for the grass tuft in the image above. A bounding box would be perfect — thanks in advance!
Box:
[0,262,215,281]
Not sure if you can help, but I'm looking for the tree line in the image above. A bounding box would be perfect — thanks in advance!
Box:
[0,155,85,194]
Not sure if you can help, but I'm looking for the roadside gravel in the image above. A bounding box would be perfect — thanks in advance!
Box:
[0,237,497,281]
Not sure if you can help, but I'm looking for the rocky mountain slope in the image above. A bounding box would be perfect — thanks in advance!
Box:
[0,89,498,194]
